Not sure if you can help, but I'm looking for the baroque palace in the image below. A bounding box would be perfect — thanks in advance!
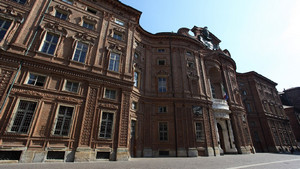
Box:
[0,0,255,162]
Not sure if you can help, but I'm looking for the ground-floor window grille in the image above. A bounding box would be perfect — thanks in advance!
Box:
[0,151,22,160]
[159,150,169,156]
[46,151,65,160]
[96,152,110,159]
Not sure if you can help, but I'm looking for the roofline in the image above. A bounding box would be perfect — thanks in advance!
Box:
[237,71,277,86]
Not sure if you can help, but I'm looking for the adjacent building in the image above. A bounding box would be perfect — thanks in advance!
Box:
[237,71,297,152]
[0,0,254,163]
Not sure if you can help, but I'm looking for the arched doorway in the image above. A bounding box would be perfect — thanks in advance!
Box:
[217,123,225,154]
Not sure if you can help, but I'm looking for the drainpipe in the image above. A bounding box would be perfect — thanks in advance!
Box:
[0,0,53,113]
[169,37,178,157]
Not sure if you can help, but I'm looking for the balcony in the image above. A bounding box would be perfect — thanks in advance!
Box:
[212,98,229,110]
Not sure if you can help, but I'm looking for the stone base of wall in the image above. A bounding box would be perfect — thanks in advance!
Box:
[188,148,198,157]
[74,147,91,162]
[116,148,129,161]
[177,148,187,157]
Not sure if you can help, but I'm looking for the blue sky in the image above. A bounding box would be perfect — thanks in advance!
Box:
[120,0,300,91]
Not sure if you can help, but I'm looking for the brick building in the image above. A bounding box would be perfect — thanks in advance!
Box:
[279,87,300,145]
[237,71,297,152]
[0,0,253,162]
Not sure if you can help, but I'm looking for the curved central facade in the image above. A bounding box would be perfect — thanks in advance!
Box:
[0,0,253,162]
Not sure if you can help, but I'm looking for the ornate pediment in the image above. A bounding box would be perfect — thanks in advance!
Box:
[0,6,23,23]
[43,22,67,36]
[107,43,125,54]
[74,32,95,45]
[157,70,169,76]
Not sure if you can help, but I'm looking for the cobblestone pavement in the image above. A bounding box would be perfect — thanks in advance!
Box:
[0,153,300,169]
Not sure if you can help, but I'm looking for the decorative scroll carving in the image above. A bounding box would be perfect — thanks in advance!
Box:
[156,70,169,76]
[187,71,199,79]
[73,32,95,45]
[0,6,24,23]
[106,43,125,54]
[79,87,98,146]
[43,22,67,36]
[83,16,97,25]
[0,69,13,106]
[99,103,118,110]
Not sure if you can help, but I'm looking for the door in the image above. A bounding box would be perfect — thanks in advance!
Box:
[217,123,226,154]
[130,120,137,157]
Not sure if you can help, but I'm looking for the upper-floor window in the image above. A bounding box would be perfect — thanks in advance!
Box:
[53,105,74,136]
[158,48,165,53]
[134,71,140,88]
[246,103,252,112]
[158,106,167,113]
[73,41,88,63]
[114,18,124,26]
[113,32,123,41]
[26,73,46,87]
[186,51,192,56]
[132,101,138,110]
[10,100,37,134]
[55,10,68,20]
[64,80,79,93]
[99,112,114,139]
[40,32,59,55]
[158,59,166,66]
[86,7,97,15]
[104,88,116,100]
[62,0,73,5]
[187,61,194,68]
[108,53,120,72]
[82,21,94,30]
[0,19,12,42]
[210,84,216,98]
[12,0,26,4]
[134,52,139,59]
[158,77,167,93]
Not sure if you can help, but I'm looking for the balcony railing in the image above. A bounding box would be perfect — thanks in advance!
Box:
[212,98,229,110]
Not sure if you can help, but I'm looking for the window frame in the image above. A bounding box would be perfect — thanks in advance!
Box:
[8,99,38,134]
[62,0,73,5]
[99,110,115,139]
[72,41,89,63]
[0,18,12,42]
[133,71,140,88]
[195,122,204,142]
[63,80,80,93]
[82,20,94,30]
[104,88,117,100]
[158,106,167,113]
[55,10,68,20]
[108,52,120,72]
[52,104,75,137]
[131,101,138,110]
[25,72,47,87]
[12,0,27,5]
[158,122,168,141]
[113,31,123,41]
[158,77,167,93]
[114,18,124,26]
[39,32,60,55]
[157,59,166,66]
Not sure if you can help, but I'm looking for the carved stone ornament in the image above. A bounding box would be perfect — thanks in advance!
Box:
[193,106,203,116]
[74,32,95,45]
[187,71,199,79]
[99,103,118,109]
[55,5,72,14]
[83,16,97,25]
[157,70,169,76]
[107,43,125,53]
[0,6,24,23]
[43,22,67,36]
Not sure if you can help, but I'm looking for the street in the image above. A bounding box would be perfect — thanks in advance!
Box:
[0,153,299,169]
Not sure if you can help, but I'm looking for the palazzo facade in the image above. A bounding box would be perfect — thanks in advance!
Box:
[0,0,253,162]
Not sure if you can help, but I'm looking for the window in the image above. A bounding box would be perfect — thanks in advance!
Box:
[134,52,139,59]
[242,90,247,95]
[158,106,167,113]
[108,53,120,72]
[64,80,79,93]
[73,42,88,63]
[104,89,116,100]
[40,32,59,55]
[26,73,46,87]
[113,32,122,41]
[134,71,140,88]
[55,11,68,20]
[82,21,94,30]
[186,51,192,56]
[246,103,252,112]
[211,84,216,98]
[12,0,26,4]
[195,122,204,141]
[158,77,167,93]
[0,19,12,41]
[53,105,74,136]
[132,101,137,110]
[99,112,114,139]
[158,49,165,53]
[62,0,73,5]
[114,18,124,26]
[158,59,166,66]
[86,7,97,15]
[10,100,37,133]
[159,122,168,141]
[187,61,194,68]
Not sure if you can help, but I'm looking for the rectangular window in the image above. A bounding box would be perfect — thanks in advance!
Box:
[54,105,74,136]
[211,84,216,98]
[158,77,167,93]
[55,11,68,20]
[134,52,139,59]
[195,122,204,141]
[158,106,167,113]
[40,32,59,55]
[113,32,123,41]
[86,7,97,15]
[104,89,116,100]
[64,80,79,93]
[186,51,192,56]
[134,71,139,87]
[187,61,194,68]
[114,18,124,26]
[73,42,88,63]
[99,112,114,139]
[159,122,168,141]
[82,21,94,30]
[62,0,73,5]
[27,73,46,87]
[246,103,252,112]
[10,100,37,133]
[158,59,166,66]
[12,0,26,4]
[0,19,12,41]
[108,53,120,72]
[158,49,165,53]
[132,101,137,110]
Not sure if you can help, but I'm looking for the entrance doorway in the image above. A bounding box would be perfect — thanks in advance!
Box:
[217,123,225,154]
[130,120,137,157]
